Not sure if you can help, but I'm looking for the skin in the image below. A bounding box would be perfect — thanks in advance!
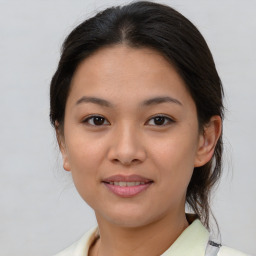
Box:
[57,45,221,256]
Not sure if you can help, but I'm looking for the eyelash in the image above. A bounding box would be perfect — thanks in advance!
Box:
[146,115,174,126]
[82,115,110,126]
[82,114,175,127]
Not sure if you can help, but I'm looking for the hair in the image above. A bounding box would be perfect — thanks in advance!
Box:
[50,1,224,229]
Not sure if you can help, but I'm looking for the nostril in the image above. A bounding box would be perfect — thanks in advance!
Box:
[112,158,141,166]
[107,143,147,165]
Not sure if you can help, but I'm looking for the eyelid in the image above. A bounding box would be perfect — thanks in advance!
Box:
[82,114,110,126]
[81,114,175,127]
[146,114,175,126]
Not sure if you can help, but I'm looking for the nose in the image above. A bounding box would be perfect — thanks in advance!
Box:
[107,124,147,166]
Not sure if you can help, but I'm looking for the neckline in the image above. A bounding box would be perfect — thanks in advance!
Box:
[85,218,209,256]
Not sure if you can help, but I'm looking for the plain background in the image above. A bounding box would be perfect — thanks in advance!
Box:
[0,0,255,255]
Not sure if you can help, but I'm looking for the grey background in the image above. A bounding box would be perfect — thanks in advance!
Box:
[0,0,255,255]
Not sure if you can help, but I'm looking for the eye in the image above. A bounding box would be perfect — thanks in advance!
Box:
[146,115,174,126]
[82,115,110,126]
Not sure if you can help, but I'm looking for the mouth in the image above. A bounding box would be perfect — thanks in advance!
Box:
[102,175,153,198]
[104,181,151,186]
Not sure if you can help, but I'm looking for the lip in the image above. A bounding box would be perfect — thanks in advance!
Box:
[102,174,153,198]
[103,174,153,183]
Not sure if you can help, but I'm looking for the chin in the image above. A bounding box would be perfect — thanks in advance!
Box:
[106,215,154,228]
[95,206,165,229]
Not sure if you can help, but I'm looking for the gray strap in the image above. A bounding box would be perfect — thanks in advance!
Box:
[205,241,222,256]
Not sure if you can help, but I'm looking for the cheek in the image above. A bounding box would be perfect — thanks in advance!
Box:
[64,133,107,197]
[66,131,106,170]
[149,129,198,189]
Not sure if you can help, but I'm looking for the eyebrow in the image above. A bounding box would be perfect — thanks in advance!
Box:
[76,96,114,107]
[141,96,182,106]
[76,96,182,107]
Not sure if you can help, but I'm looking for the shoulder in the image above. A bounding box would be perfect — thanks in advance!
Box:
[53,241,78,256]
[218,246,251,256]
[52,226,98,256]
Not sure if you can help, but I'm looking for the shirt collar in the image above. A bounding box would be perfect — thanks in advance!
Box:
[161,219,209,256]
[73,219,209,256]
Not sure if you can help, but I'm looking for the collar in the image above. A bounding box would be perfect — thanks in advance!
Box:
[60,219,209,256]
[160,219,209,256]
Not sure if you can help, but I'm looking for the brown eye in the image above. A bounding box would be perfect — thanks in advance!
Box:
[147,115,174,126]
[154,116,165,125]
[83,115,110,126]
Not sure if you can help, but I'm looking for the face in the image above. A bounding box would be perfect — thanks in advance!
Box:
[59,45,207,228]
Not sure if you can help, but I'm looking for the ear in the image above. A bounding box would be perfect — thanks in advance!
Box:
[194,115,222,167]
[55,121,71,172]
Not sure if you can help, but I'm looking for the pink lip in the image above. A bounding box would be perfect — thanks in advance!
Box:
[103,174,152,183]
[102,175,153,198]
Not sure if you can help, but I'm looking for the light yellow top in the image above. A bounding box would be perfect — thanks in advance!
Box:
[53,219,249,256]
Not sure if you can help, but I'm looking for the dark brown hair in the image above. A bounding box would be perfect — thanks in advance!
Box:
[50,1,224,229]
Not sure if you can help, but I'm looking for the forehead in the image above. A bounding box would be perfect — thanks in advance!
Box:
[72,45,178,85]
[68,45,193,107]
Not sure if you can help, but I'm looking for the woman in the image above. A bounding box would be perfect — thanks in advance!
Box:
[50,1,249,256]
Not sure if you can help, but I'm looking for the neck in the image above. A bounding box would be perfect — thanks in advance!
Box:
[93,211,189,256]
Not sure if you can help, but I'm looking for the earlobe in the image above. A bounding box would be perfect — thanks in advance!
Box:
[194,116,222,167]
[55,121,71,172]
[62,157,71,172]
